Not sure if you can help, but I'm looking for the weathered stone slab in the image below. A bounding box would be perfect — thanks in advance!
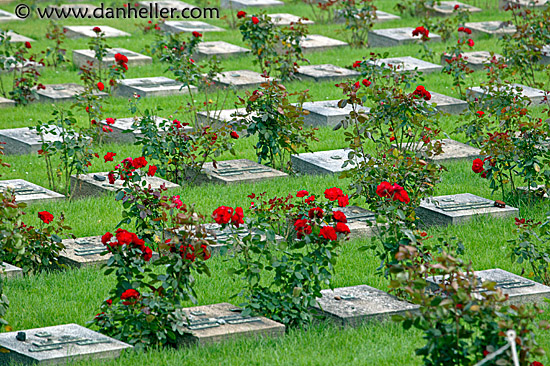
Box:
[291,149,359,175]
[398,138,480,163]
[172,303,285,345]
[426,1,482,16]
[220,0,283,8]
[212,70,271,89]
[314,285,419,327]
[196,108,251,126]
[1,57,43,73]
[499,0,548,9]
[195,41,249,59]
[5,31,34,43]
[517,185,549,199]
[300,35,347,53]
[301,99,369,127]
[428,91,468,114]
[368,27,441,48]
[0,9,21,22]
[467,83,546,106]
[160,21,225,33]
[268,13,314,26]
[416,193,519,226]
[334,9,400,23]
[35,83,107,103]
[137,0,194,14]
[0,126,65,155]
[197,159,287,185]
[337,205,378,239]
[464,21,516,37]
[0,179,65,204]
[99,116,191,143]
[427,269,550,306]
[368,56,443,74]
[0,323,132,365]
[441,51,503,71]
[542,45,550,65]
[0,97,15,108]
[1,262,22,278]
[63,25,130,39]
[46,4,99,19]
[296,64,360,82]
[116,77,195,97]
[73,48,152,68]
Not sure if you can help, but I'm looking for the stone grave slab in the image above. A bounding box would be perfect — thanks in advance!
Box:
[398,138,480,163]
[291,149,360,175]
[441,51,503,71]
[368,27,441,48]
[296,64,360,82]
[313,285,419,327]
[426,268,550,305]
[335,9,400,24]
[368,56,443,74]
[1,57,43,73]
[100,116,191,143]
[301,99,370,127]
[5,31,34,43]
[70,172,179,198]
[0,179,65,204]
[35,83,107,103]
[0,126,66,155]
[1,262,22,278]
[46,4,99,19]
[0,323,132,364]
[300,35,348,53]
[220,0,283,8]
[499,0,548,9]
[268,13,314,26]
[428,91,468,114]
[195,41,249,59]
[416,193,519,226]
[196,108,253,130]
[426,1,482,16]
[116,77,195,97]
[467,83,546,106]
[197,159,287,185]
[63,25,130,39]
[160,21,225,34]
[212,70,271,89]
[337,205,378,239]
[73,48,152,68]
[0,97,15,108]
[172,303,285,345]
[464,21,516,37]
[542,45,550,65]
[0,9,21,22]
[517,185,549,199]
[138,0,193,14]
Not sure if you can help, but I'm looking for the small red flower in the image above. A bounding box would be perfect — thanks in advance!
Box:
[92,26,101,33]
[392,184,410,204]
[108,172,116,184]
[454,4,459,9]
[252,16,259,24]
[25,41,31,49]
[132,156,148,169]
[472,158,484,173]
[335,222,350,234]
[297,190,309,198]
[352,60,362,68]
[476,111,484,117]
[305,195,315,205]
[101,232,114,244]
[120,289,140,305]
[237,10,246,18]
[308,207,324,219]
[192,31,202,38]
[412,26,429,38]
[325,187,343,201]
[106,299,113,306]
[467,38,474,47]
[105,117,115,125]
[212,206,233,225]
[319,226,337,241]
[231,207,244,227]
[147,165,157,177]
[114,53,128,64]
[97,82,105,91]
[142,246,153,262]
[333,210,347,223]
[337,195,349,207]
[362,79,371,87]
[230,131,239,139]
[38,211,54,224]
[376,181,394,198]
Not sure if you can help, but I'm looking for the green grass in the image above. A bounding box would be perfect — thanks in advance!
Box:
[1,0,550,364]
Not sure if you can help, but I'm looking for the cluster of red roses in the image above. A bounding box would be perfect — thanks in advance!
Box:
[101,228,153,262]
[169,241,211,262]
[144,20,161,32]
[107,156,157,184]
[471,157,494,178]
[212,206,245,227]
[457,28,475,47]
[114,52,128,72]
[120,289,140,306]
[411,85,431,101]
[376,182,411,204]
[412,26,429,39]
[353,79,371,89]
[457,26,472,35]
[38,211,54,224]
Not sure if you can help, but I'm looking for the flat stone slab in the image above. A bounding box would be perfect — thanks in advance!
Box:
[398,138,480,163]
[115,77,195,97]
[1,57,43,73]
[427,268,550,306]
[464,21,516,36]
[63,25,130,39]
[100,116,191,143]
[195,41,249,59]
[220,0,283,8]
[0,179,65,204]
[441,51,503,71]
[212,70,270,89]
[296,64,360,82]
[268,13,313,26]
[0,323,132,365]
[160,21,225,33]
[5,31,34,43]
[467,83,546,106]
[73,48,152,68]
[197,159,287,185]
[542,45,550,65]
[314,285,419,327]
[0,126,66,155]
[0,9,21,22]
[499,0,548,9]
[46,4,99,19]
[428,91,468,114]
[173,303,285,345]
[368,56,443,74]
[1,262,22,278]
[338,206,378,239]
[374,10,401,22]
[368,27,441,48]
[0,97,15,108]
[60,236,107,268]
[291,149,360,175]
[301,99,370,127]
[196,108,253,130]
[416,193,519,226]
[518,185,549,199]
[300,35,347,53]
[35,83,107,103]
[138,0,194,13]
[426,1,482,15]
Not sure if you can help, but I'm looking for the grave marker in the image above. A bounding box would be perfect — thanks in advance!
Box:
[368,56,443,74]
[0,179,65,204]
[60,236,106,268]
[299,35,347,53]
[99,116,191,143]
[337,205,378,239]
[426,1,482,16]
[0,9,22,22]
[160,21,225,33]
[301,99,370,127]
[368,27,441,48]
[0,97,15,108]
[0,126,65,155]
[1,262,22,278]
[1,57,43,73]
[428,91,468,114]
[291,149,359,175]
[212,70,271,89]
[467,83,546,106]
[5,31,34,43]
[397,139,480,163]
[464,21,516,37]
[220,0,284,8]
[268,13,314,26]
[499,0,548,9]
[195,41,249,59]
[63,26,131,39]
[116,77,195,97]
[542,45,550,65]
[441,51,503,71]
[296,64,360,82]
[73,48,152,68]
[35,83,107,103]
[334,10,400,23]
[197,159,287,185]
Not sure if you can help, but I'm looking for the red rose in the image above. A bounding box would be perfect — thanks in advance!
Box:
[132,156,148,169]
[354,81,360,89]
[412,85,431,101]
[192,31,202,37]
[531,362,544,366]
[296,190,309,198]
[472,158,484,173]
[147,165,157,177]
[121,62,128,71]
[337,195,349,207]
[101,232,113,245]
[392,184,410,204]
[114,53,128,64]
[476,111,484,117]
[458,26,464,32]
[252,16,259,24]
[325,187,343,201]
[199,244,211,260]
[319,226,337,241]
[38,211,54,224]
[237,10,246,18]
[308,207,324,219]
[465,28,472,35]
[352,60,362,68]
[104,152,116,162]
[335,222,350,234]
[412,26,429,38]
[231,207,244,227]
[116,229,134,245]
[362,79,371,87]
[106,299,113,306]
[305,195,315,204]
[212,206,233,225]
[97,82,104,91]
[294,218,308,231]
[120,289,140,305]
[92,26,101,33]
[467,39,474,47]
[105,117,115,125]
[333,210,347,223]
[376,181,394,198]
[142,246,153,262]
[25,41,31,49]
[454,4,459,9]
[108,171,116,184]
[230,131,239,139]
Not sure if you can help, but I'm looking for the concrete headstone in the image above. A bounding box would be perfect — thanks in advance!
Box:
[464,21,516,36]
[73,48,152,68]
[268,13,314,26]
[398,138,480,163]
[0,97,15,108]
[5,31,34,43]
[197,159,288,185]
[441,51,503,71]
[467,83,546,106]
[499,0,548,9]
[368,27,441,47]
[291,149,360,175]
[160,21,225,33]
[426,1,482,15]
[300,35,347,53]
[99,116,191,143]
[212,70,271,89]
[63,25,131,39]
[428,91,468,114]
[195,41,249,59]
[0,126,66,155]
[301,99,370,127]
[0,9,22,22]
[116,77,195,97]
[0,179,64,204]
[1,262,22,278]
[35,83,107,103]
[368,56,443,74]
[296,64,360,82]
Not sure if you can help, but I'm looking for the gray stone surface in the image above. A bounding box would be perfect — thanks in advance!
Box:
[70,172,180,198]
[137,0,193,13]
[374,10,401,22]
[197,159,287,185]
[428,91,468,114]
[0,179,65,204]
[63,25,130,39]
[173,303,285,345]
[416,193,519,226]
[268,13,314,26]
[35,83,107,103]
[441,51,503,71]
[296,64,360,82]
[115,77,195,97]
[1,57,43,73]
[314,285,419,327]
[465,21,516,36]
[0,126,65,155]
[73,48,152,68]
[368,56,443,74]
[301,99,370,127]
[542,45,550,65]
[427,268,550,305]
[160,21,225,33]
[0,9,21,22]
[467,83,546,106]
[337,206,378,239]
[368,27,441,48]
[220,0,283,8]
[300,35,348,53]
[0,97,15,108]
[60,236,107,268]
[212,70,271,89]
[427,1,482,15]
[1,262,22,278]
[46,4,99,19]
[100,116,191,143]
[196,108,251,127]
[517,185,549,199]
[399,139,480,163]
[5,31,34,43]
[195,41,249,59]
[0,323,132,365]
[291,149,359,175]
[499,0,547,9]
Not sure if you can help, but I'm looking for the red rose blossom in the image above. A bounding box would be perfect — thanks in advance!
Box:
[147,165,157,177]
[230,131,239,139]
[104,152,116,162]
[192,31,202,38]
[92,26,101,33]
[392,184,410,204]
[132,156,147,169]
[237,10,246,18]
[252,16,259,24]
[212,206,233,225]
[114,53,128,64]
[319,226,337,241]
[376,181,394,198]
[38,211,54,224]
[335,222,350,234]
[231,207,244,227]
[472,158,484,173]
[97,82,105,91]
[476,111,484,117]
[325,187,344,201]
[308,207,324,219]
[120,289,140,305]
[362,79,371,87]
[25,41,31,49]
[296,190,309,198]
[467,38,474,47]
[337,195,349,207]
[333,210,347,223]
[101,232,114,245]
